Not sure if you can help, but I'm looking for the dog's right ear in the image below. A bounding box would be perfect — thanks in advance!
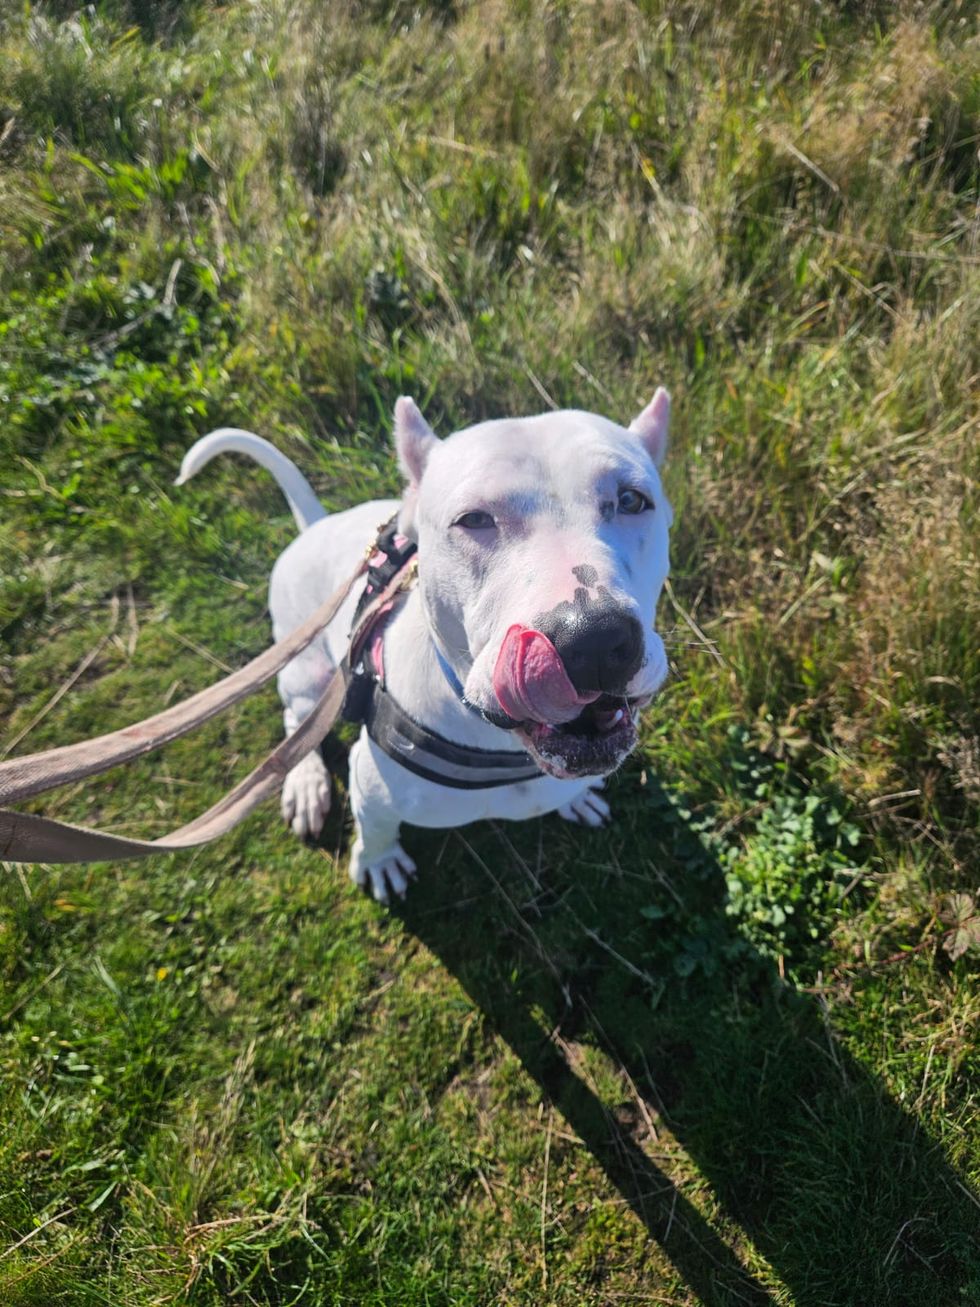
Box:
[394,397,438,539]
[394,397,437,488]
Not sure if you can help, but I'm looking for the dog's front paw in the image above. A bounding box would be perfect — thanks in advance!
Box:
[349,839,417,903]
[281,752,331,840]
[558,783,610,828]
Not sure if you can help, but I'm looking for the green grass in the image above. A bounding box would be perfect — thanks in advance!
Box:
[1,1,978,1302]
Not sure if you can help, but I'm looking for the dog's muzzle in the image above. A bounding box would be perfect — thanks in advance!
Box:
[489,613,651,780]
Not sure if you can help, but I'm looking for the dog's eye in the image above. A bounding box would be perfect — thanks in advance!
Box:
[453,510,496,530]
[617,488,652,515]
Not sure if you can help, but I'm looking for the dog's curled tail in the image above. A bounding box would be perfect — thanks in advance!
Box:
[175,428,327,534]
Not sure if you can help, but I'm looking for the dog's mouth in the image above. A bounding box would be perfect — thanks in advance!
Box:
[514,694,643,778]
[484,623,654,778]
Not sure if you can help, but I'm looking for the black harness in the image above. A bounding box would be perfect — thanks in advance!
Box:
[342,520,542,790]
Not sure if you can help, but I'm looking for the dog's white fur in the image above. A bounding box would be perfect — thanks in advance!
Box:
[177,393,672,901]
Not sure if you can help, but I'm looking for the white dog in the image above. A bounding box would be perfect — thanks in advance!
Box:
[177,391,673,901]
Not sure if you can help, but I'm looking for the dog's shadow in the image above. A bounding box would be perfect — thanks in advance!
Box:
[371,768,980,1306]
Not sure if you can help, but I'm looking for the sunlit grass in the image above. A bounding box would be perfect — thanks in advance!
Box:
[1,1,977,1302]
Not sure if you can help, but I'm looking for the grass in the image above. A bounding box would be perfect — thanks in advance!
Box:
[1,0,978,1302]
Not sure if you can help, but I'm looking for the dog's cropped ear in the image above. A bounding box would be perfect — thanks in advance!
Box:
[628,386,670,468]
[394,397,438,487]
[394,397,438,539]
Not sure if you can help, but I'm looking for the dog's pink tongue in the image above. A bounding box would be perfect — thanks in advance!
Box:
[493,625,600,724]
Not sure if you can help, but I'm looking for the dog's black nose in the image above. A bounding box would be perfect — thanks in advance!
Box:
[543,607,644,696]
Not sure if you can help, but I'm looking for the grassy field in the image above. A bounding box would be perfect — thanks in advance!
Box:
[1,0,978,1302]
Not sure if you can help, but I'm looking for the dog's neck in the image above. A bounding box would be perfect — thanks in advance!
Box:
[380,588,519,749]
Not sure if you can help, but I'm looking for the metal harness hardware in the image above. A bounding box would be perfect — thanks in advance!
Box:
[341,516,419,726]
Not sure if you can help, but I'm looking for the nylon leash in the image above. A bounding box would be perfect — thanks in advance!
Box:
[0,545,414,865]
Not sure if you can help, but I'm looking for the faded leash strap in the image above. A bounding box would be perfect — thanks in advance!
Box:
[0,562,365,806]
[0,666,350,864]
[0,550,412,865]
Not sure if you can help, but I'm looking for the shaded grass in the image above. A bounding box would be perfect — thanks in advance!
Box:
[1,0,978,1302]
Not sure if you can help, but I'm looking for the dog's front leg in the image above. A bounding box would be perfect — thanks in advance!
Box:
[557,778,611,828]
[347,735,417,903]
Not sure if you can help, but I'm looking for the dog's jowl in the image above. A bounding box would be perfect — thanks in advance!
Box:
[178,391,673,902]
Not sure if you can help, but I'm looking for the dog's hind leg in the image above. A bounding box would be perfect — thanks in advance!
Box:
[277,646,335,839]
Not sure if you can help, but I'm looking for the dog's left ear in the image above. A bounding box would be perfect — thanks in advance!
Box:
[394,396,438,487]
[628,386,670,468]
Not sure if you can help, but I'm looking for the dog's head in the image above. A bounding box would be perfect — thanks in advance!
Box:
[394,392,673,779]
